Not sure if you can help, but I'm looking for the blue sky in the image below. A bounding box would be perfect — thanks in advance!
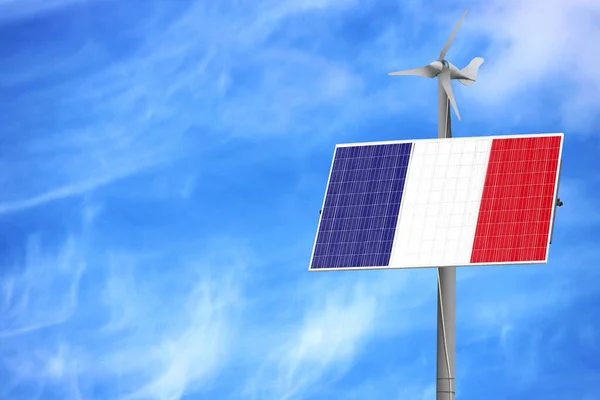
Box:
[1,0,599,399]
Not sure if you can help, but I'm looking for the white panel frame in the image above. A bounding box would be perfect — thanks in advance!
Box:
[308,132,564,272]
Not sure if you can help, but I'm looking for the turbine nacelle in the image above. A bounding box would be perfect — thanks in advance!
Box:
[388,10,484,120]
[435,60,476,81]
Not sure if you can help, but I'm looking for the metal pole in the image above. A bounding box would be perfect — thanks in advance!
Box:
[436,80,456,400]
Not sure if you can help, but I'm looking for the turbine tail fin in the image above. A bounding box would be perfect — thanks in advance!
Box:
[458,57,484,86]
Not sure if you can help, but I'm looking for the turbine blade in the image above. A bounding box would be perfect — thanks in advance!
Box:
[438,9,468,60]
[439,70,461,120]
[388,66,435,78]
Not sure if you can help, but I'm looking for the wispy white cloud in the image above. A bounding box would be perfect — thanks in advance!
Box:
[0,0,109,24]
[0,0,376,214]
[242,269,436,399]
[115,276,239,400]
[0,170,139,215]
[0,227,247,399]
[464,0,600,132]
[95,247,245,400]
[245,280,379,399]
[0,235,85,339]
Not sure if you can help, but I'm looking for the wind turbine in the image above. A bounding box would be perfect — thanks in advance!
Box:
[388,9,484,121]
[388,9,484,400]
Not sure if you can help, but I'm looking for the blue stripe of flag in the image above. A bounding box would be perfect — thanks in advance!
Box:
[311,142,413,269]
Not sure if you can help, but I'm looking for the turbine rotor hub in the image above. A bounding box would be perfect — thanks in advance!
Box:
[428,60,444,75]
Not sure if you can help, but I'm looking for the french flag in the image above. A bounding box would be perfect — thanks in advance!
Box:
[310,133,564,271]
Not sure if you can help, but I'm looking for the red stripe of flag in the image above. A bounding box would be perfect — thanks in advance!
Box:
[470,135,562,264]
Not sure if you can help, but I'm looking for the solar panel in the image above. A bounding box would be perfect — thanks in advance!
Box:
[309,133,564,271]
[470,135,562,263]
[311,143,412,269]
